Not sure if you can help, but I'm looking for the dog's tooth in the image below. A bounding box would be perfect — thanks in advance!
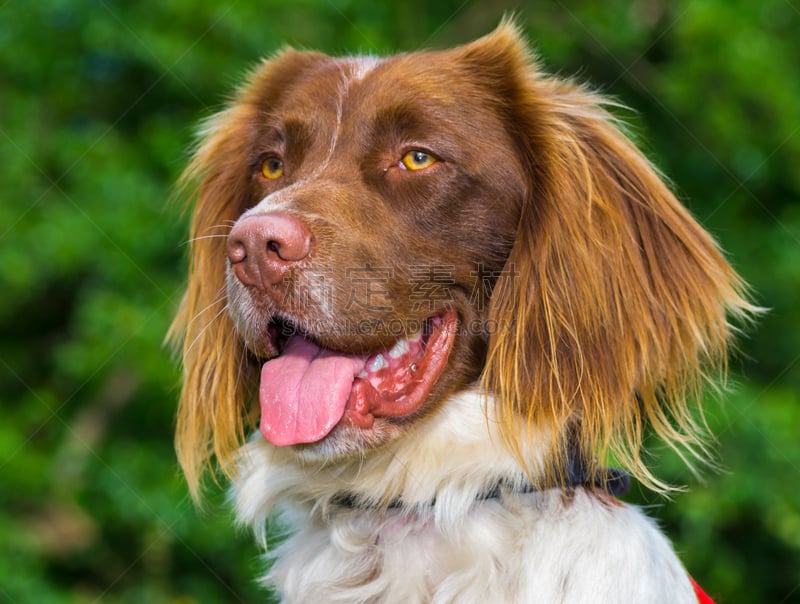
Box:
[388,338,410,359]
[368,354,388,373]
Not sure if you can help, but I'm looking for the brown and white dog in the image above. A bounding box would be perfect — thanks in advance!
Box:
[171,22,750,603]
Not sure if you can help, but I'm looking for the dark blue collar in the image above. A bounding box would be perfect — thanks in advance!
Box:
[331,462,630,510]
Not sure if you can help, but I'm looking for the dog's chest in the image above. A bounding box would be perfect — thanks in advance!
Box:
[263,491,698,604]
[269,504,521,603]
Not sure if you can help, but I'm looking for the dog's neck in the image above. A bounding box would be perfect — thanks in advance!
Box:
[234,392,631,533]
[329,456,631,511]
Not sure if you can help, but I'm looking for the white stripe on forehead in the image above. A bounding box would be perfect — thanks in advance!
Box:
[246,55,381,217]
[319,56,381,177]
[348,55,381,82]
[333,56,381,140]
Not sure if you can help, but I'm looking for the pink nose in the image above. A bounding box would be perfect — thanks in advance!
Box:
[227,213,312,288]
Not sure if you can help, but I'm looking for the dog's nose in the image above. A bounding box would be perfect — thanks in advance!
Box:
[227,213,312,287]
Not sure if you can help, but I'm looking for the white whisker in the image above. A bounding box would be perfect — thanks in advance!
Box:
[185,302,230,356]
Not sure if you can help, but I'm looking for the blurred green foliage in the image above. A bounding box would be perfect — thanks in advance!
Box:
[1,1,798,602]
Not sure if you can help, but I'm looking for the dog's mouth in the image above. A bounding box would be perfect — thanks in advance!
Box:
[258,311,457,447]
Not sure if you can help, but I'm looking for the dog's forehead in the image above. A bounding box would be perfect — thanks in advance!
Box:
[275,48,487,122]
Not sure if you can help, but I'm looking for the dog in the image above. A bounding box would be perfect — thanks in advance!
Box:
[170,21,749,603]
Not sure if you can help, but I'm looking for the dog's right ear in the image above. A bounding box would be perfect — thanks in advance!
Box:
[168,49,327,500]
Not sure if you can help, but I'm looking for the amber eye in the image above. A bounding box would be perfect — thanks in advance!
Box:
[260,156,284,180]
[400,150,437,171]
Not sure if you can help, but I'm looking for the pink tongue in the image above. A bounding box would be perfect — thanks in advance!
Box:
[259,335,367,446]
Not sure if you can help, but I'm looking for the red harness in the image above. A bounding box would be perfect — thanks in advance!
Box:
[691,577,715,603]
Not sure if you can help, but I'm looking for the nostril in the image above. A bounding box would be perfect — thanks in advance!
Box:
[263,215,312,262]
[228,239,248,264]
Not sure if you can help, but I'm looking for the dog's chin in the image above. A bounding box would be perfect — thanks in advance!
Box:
[290,418,407,464]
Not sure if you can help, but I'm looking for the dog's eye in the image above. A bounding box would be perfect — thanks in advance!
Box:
[400,150,437,171]
[260,156,284,180]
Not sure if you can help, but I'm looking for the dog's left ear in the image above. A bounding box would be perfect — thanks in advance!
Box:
[465,22,755,489]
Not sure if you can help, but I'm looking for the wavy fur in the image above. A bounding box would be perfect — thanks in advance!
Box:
[171,21,753,601]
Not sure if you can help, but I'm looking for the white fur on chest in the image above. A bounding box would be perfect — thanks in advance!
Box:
[258,491,695,603]
[233,391,697,603]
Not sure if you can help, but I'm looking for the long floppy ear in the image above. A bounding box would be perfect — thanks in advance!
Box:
[476,24,753,490]
[168,49,327,499]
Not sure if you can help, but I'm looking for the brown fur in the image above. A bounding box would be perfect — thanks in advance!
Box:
[169,21,752,500]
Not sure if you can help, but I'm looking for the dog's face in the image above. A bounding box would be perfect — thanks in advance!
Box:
[224,50,526,456]
[173,24,749,494]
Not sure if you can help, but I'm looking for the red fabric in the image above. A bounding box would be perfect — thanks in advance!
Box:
[690,577,715,603]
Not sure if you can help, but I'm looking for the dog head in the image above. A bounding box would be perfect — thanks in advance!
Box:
[171,22,751,497]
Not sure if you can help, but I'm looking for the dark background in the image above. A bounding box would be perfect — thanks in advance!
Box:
[2,1,798,602]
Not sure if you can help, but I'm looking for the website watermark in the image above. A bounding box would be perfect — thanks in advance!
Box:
[276,263,520,316]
